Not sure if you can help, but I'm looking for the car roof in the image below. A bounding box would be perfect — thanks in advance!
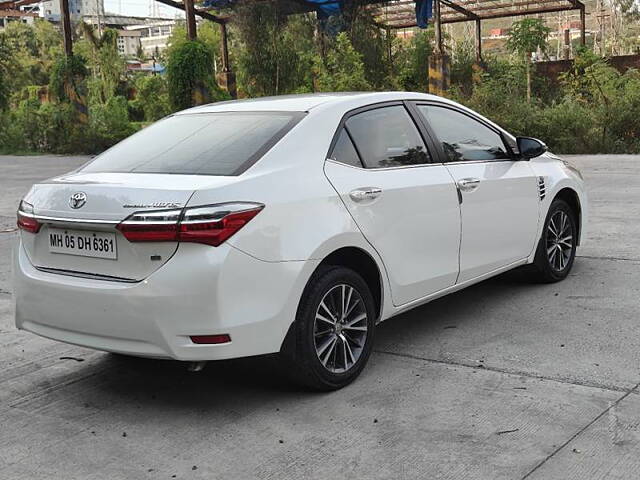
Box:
[179,92,444,114]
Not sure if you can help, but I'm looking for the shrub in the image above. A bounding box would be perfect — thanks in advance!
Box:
[49,54,88,102]
[132,75,171,122]
[396,30,433,92]
[314,33,371,91]
[88,95,137,153]
[166,40,226,111]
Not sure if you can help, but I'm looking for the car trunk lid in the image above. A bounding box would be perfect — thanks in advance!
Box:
[20,172,237,281]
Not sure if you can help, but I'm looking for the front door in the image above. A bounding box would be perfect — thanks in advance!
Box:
[414,103,540,283]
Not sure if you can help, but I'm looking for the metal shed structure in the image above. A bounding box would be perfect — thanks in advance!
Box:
[0,0,587,96]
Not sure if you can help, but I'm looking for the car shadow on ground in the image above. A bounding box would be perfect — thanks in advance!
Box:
[71,265,558,411]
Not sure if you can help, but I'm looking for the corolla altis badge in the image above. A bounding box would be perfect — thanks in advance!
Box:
[69,192,87,209]
[122,202,182,209]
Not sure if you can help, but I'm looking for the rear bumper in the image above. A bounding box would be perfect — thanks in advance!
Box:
[14,240,317,361]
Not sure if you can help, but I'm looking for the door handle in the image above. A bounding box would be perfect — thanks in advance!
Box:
[349,187,383,202]
[457,178,480,192]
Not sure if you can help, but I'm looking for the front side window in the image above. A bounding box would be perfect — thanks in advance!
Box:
[81,112,301,176]
[345,105,431,168]
[417,105,510,162]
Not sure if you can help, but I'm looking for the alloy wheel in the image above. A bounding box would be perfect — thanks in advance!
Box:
[546,210,574,272]
[313,284,368,374]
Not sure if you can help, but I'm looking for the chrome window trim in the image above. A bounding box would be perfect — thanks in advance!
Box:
[444,159,517,166]
[325,158,445,171]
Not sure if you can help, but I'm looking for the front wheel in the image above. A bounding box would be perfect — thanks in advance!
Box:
[528,198,578,283]
[281,265,376,391]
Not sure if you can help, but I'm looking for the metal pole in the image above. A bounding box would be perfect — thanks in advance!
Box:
[563,28,570,59]
[220,21,230,72]
[579,6,586,46]
[59,0,73,56]
[218,21,236,98]
[434,0,443,55]
[184,0,197,40]
[475,18,482,62]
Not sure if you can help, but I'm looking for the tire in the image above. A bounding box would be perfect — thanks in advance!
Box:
[281,265,377,391]
[528,198,578,283]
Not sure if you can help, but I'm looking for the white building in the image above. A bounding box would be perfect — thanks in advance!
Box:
[117,29,142,57]
[41,0,104,22]
[125,21,175,58]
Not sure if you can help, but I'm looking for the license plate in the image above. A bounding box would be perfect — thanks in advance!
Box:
[48,228,117,260]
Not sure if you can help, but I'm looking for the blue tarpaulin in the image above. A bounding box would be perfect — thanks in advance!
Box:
[201,0,433,28]
[414,0,433,28]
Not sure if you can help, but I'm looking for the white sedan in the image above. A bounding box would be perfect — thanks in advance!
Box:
[14,92,587,390]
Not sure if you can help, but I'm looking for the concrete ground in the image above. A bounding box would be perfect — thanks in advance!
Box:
[0,154,639,479]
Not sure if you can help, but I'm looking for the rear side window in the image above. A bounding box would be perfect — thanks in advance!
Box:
[330,129,363,168]
[417,105,510,162]
[81,112,302,176]
[345,105,431,168]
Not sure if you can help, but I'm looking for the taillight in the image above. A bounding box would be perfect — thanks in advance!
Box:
[17,200,41,234]
[116,208,181,242]
[116,203,263,247]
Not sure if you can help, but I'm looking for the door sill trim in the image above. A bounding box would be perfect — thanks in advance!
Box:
[388,258,529,318]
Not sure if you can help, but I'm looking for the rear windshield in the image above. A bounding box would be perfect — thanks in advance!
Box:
[81,111,303,176]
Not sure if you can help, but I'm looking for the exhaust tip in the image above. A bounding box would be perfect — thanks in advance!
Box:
[187,361,208,372]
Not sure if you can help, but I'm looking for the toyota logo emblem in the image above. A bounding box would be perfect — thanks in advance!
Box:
[69,192,87,209]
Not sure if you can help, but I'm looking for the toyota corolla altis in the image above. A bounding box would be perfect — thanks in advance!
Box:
[14,92,587,389]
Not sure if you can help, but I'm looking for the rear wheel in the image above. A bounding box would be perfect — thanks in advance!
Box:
[528,199,578,283]
[282,265,376,390]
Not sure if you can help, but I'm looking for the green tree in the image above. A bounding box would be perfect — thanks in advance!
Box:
[506,18,551,102]
[0,20,62,99]
[166,39,227,110]
[234,2,315,96]
[395,30,433,92]
[49,54,88,103]
[346,10,389,89]
[0,35,12,111]
[132,74,171,121]
[77,25,124,104]
[314,33,371,91]
[166,21,223,72]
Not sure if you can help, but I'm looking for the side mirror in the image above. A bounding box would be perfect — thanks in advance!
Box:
[516,136,547,159]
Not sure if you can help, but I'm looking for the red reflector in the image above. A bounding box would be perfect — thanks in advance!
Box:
[17,211,41,234]
[190,334,231,344]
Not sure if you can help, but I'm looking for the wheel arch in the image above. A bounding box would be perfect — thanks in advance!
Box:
[315,247,384,321]
[552,187,582,245]
[279,245,385,357]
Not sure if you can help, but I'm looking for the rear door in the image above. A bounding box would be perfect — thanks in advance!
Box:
[413,102,539,283]
[324,103,461,306]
